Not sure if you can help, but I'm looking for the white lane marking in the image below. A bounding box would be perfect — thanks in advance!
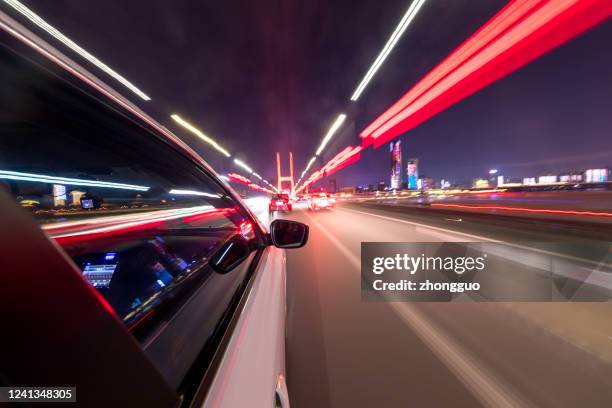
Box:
[302,212,360,270]
[339,207,498,242]
[414,227,471,242]
[339,207,609,270]
[302,212,530,408]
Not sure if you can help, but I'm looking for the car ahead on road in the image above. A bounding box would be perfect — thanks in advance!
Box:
[308,192,333,211]
[269,193,292,214]
[292,195,310,210]
[0,10,308,408]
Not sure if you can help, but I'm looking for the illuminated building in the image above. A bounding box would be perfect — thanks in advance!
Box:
[559,173,583,183]
[418,177,433,190]
[52,184,66,207]
[585,168,609,183]
[406,158,418,189]
[523,177,536,185]
[70,190,85,206]
[538,175,558,184]
[389,140,402,190]
[473,179,490,188]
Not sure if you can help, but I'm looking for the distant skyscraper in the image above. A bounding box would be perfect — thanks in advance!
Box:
[389,140,402,189]
[406,158,418,189]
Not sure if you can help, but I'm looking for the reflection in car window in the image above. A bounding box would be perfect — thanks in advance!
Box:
[0,43,258,331]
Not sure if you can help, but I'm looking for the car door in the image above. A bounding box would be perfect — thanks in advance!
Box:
[0,17,287,407]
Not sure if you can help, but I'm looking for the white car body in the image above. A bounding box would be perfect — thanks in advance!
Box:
[204,246,288,408]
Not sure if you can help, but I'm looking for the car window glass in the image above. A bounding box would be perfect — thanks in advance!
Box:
[0,43,258,331]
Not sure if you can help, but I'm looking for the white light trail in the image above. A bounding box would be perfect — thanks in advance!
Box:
[171,114,231,157]
[298,155,317,186]
[305,156,316,171]
[4,0,152,101]
[169,189,220,198]
[46,205,217,239]
[0,169,150,191]
[316,114,347,156]
[233,159,253,174]
[350,0,427,101]
[219,175,230,182]
[252,172,263,180]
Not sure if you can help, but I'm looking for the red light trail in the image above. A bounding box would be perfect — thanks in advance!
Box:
[299,0,611,191]
[431,203,612,218]
[228,173,251,185]
[360,0,612,148]
[46,206,237,245]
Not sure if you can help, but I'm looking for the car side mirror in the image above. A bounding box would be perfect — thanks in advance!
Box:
[270,219,309,249]
[210,234,251,274]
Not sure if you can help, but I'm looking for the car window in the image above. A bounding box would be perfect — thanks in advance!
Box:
[0,43,260,334]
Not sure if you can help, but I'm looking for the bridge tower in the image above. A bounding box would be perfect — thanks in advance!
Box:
[276,152,294,195]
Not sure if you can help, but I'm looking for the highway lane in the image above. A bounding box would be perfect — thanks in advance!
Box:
[281,204,612,408]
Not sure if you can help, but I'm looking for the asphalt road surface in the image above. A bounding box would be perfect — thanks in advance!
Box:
[281,202,612,408]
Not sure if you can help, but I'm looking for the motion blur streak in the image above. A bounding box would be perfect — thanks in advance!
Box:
[298,156,317,187]
[168,189,220,198]
[298,145,362,192]
[227,173,251,185]
[315,113,347,156]
[387,302,527,408]
[44,205,227,243]
[0,169,150,191]
[3,0,151,101]
[301,211,527,408]
[303,156,316,176]
[350,0,427,101]
[170,114,231,157]
[321,145,362,176]
[431,203,612,218]
[359,0,543,138]
[233,159,253,174]
[360,0,612,148]
[42,205,216,232]
[285,204,612,407]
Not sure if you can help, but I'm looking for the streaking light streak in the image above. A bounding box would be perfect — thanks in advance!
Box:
[227,173,251,185]
[315,114,347,156]
[233,159,253,174]
[360,0,612,147]
[169,189,220,198]
[0,169,150,191]
[297,145,362,193]
[3,0,152,101]
[44,205,222,242]
[305,156,317,172]
[431,204,612,218]
[350,0,427,101]
[171,114,231,157]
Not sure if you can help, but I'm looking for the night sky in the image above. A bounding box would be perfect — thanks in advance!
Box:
[25,0,612,187]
